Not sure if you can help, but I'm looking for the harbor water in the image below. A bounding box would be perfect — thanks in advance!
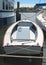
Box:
[0,12,46,65]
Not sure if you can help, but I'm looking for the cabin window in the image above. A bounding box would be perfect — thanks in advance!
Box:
[3,0,5,9]
[9,3,11,10]
[11,3,14,10]
[5,0,8,10]
[6,4,8,10]
[10,4,13,10]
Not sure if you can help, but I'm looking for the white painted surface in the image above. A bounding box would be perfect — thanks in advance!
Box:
[37,13,46,27]
[16,26,30,39]
[0,12,15,18]
[36,11,46,32]
[12,26,35,40]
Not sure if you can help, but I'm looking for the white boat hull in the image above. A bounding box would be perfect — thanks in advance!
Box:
[3,20,44,55]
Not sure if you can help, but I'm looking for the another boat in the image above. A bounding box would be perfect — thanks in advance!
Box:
[0,0,15,27]
[36,10,46,32]
[3,20,44,55]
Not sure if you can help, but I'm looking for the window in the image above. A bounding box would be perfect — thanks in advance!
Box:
[11,6,14,10]
[9,3,11,10]
[3,0,5,9]
[6,4,8,10]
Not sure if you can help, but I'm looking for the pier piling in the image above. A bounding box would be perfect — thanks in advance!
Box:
[16,2,21,21]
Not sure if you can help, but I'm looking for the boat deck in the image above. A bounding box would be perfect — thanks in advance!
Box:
[37,13,46,27]
[36,10,46,32]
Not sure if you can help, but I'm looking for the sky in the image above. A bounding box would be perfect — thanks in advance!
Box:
[14,0,46,8]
